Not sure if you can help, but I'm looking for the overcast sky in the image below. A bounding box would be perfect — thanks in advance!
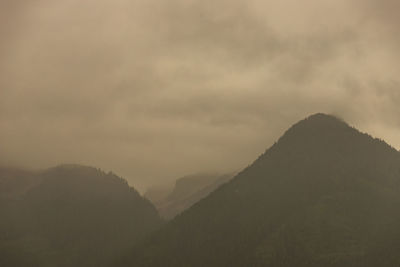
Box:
[1,0,400,191]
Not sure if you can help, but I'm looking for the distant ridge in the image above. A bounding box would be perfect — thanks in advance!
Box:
[147,173,234,220]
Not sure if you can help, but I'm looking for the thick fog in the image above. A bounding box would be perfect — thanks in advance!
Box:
[1,0,399,190]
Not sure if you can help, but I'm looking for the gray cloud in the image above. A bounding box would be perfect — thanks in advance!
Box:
[1,0,400,190]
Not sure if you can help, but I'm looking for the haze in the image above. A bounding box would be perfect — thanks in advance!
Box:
[1,0,400,190]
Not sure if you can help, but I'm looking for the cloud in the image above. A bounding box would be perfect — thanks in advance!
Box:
[1,0,399,190]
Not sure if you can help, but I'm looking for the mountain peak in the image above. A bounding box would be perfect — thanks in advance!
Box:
[307,112,341,120]
[257,113,396,167]
[276,113,352,145]
[293,113,347,130]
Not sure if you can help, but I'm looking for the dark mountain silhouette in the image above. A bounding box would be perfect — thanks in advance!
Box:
[121,113,400,267]
[0,167,41,199]
[147,173,233,220]
[0,164,162,267]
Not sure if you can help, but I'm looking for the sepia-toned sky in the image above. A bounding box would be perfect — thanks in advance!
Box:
[1,0,400,190]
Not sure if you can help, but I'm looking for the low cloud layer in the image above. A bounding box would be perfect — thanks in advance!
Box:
[1,0,399,190]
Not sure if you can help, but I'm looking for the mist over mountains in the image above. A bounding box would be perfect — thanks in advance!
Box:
[146,172,233,219]
[2,1,400,266]
[2,114,400,266]
[2,0,400,189]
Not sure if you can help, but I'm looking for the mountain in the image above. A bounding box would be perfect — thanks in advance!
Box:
[0,164,162,267]
[147,173,233,220]
[121,113,400,267]
[0,167,41,199]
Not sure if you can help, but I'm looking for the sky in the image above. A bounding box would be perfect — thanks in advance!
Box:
[1,0,400,191]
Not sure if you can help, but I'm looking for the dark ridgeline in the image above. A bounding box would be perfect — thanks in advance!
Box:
[0,165,162,267]
[120,113,400,267]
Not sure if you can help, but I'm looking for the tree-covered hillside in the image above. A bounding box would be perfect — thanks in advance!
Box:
[121,113,400,267]
[0,164,162,267]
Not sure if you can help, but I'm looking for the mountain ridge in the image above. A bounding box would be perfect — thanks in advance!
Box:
[0,164,162,267]
[121,113,400,267]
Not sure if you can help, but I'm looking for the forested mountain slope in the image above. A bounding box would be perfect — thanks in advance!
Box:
[0,164,162,267]
[122,113,400,267]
